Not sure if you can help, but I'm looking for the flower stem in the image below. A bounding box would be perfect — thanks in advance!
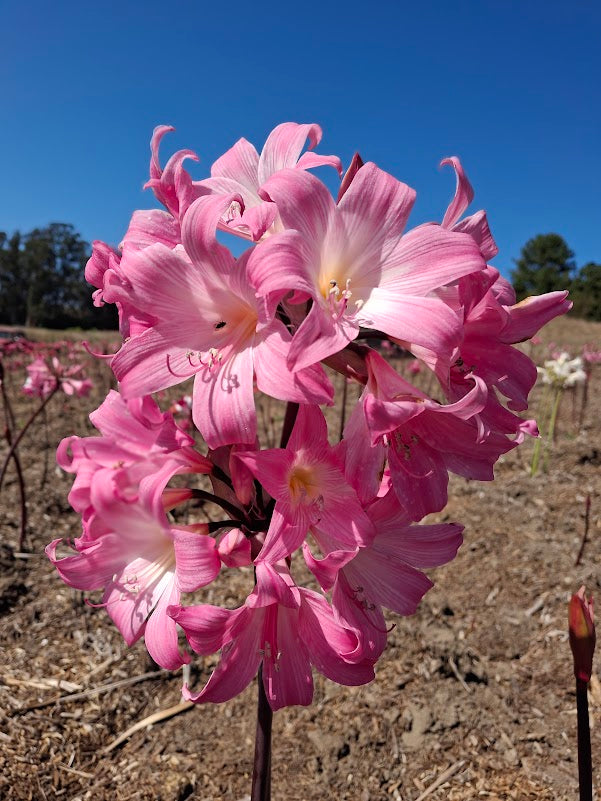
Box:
[188,488,247,523]
[251,666,272,801]
[576,677,593,801]
[531,384,551,477]
[0,361,28,546]
[249,402,298,801]
[0,384,60,492]
[279,402,299,449]
[542,387,562,473]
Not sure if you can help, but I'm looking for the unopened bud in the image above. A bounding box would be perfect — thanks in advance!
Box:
[568,586,596,683]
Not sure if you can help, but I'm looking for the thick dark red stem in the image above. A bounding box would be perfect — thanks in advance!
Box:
[251,666,273,801]
[576,677,593,801]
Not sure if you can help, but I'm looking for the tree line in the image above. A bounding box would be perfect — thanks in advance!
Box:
[511,233,601,321]
[0,225,599,330]
[0,224,116,330]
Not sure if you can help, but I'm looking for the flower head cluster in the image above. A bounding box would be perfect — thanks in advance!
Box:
[23,355,93,398]
[48,122,570,710]
[537,352,587,389]
[582,344,601,366]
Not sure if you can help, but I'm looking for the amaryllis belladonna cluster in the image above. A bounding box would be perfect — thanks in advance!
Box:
[47,122,571,710]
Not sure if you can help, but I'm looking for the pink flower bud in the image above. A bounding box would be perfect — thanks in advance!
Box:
[568,586,596,683]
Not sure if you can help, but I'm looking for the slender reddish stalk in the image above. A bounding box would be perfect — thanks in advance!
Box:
[338,375,348,442]
[576,677,593,801]
[0,361,28,547]
[575,494,592,567]
[251,665,273,801]
[0,383,60,492]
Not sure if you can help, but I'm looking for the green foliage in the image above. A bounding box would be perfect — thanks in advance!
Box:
[512,234,600,321]
[0,224,117,329]
[570,262,601,321]
[511,233,575,299]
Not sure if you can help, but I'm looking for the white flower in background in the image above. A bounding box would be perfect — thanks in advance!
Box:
[537,352,587,388]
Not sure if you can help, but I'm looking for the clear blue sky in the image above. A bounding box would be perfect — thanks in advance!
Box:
[2,0,599,278]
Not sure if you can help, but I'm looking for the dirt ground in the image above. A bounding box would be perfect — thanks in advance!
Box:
[1,316,600,801]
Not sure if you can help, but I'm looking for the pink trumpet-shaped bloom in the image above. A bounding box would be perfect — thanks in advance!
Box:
[144,124,204,222]
[46,464,221,670]
[304,490,464,661]
[440,157,498,262]
[197,122,342,241]
[247,163,486,374]
[235,405,375,563]
[168,562,375,711]
[107,193,333,448]
[347,350,518,520]
[57,390,210,517]
[430,268,571,446]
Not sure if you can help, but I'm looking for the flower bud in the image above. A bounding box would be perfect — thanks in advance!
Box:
[568,586,596,683]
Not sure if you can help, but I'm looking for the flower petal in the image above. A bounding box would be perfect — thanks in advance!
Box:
[192,345,256,448]
[144,580,188,670]
[173,528,220,593]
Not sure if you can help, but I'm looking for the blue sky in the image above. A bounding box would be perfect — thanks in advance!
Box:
[2,0,599,278]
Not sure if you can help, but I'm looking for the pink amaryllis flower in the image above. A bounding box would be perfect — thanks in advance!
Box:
[235,405,375,563]
[23,356,92,399]
[344,350,517,520]
[247,163,486,374]
[439,156,498,262]
[303,489,464,662]
[168,562,375,710]
[197,122,342,241]
[85,126,203,340]
[107,193,333,448]
[57,390,210,517]
[431,268,570,444]
[46,463,221,670]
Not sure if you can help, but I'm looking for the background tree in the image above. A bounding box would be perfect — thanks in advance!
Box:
[0,224,117,330]
[0,231,26,324]
[570,262,601,321]
[511,233,575,300]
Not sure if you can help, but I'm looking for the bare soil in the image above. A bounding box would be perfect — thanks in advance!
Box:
[1,316,600,801]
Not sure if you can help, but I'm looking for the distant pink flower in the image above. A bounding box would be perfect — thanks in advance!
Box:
[169,562,374,710]
[23,356,92,399]
[583,344,601,365]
